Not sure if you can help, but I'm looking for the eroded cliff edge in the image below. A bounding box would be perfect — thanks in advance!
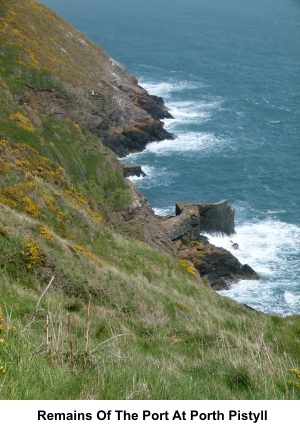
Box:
[0,0,176,259]
[0,0,258,291]
[0,0,173,157]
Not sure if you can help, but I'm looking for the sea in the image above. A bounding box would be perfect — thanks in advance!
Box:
[40,0,300,316]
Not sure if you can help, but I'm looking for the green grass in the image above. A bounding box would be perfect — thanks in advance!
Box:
[1,273,299,399]
[0,200,299,400]
[0,0,300,400]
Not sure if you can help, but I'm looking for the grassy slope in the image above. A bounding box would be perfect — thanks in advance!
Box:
[0,0,300,399]
[0,0,110,87]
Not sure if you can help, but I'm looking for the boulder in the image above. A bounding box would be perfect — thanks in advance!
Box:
[122,163,146,177]
[174,199,235,236]
[178,240,260,290]
[161,206,199,241]
[198,199,235,235]
[160,200,259,290]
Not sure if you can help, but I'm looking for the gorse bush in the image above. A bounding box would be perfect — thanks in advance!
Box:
[290,369,300,389]
[179,259,198,278]
[22,241,45,270]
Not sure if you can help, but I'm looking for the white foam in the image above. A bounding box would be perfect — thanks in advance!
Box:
[139,79,222,130]
[166,101,212,127]
[208,220,300,272]
[145,132,224,155]
[207,219,300,315]
[119,151,142,164]
[284,291,300,306]
[126,174,144,181]
[220,278,300,316]
[125,165,177,189]
[139,79,202,99]
[170,102,206,119]
[153,206,175,216]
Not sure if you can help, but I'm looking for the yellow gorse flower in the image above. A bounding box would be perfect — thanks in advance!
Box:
[23,241,45,269]
[179,259,198,278]
[39,224,54,241]
[290,368,300,389]
[9,112,36,132]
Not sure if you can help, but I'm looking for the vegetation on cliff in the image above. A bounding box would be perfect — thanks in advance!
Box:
[0,0,172,156]
[0,0,299,399]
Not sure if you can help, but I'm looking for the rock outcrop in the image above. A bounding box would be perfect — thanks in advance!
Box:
[178,240,259,290]
[198,200,235,235]
[162,199,235,240]
[160,200,259,290]
[4,1,173,157]
[122,182,177,257]
[122,163,146,178]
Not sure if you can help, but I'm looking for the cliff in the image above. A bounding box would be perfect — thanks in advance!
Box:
[0,0,299,400]
[0,0,173,156]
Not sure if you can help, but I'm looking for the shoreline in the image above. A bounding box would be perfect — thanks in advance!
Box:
[117,86,300,316]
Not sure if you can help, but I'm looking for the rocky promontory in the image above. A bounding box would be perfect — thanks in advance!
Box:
[178,240,259,290]
[161,200,235,240]
[160,200,259,290]
[3,1,173,157]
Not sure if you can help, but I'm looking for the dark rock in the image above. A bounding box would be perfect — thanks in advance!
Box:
[149,95,174,119]
[122,163,146,178]
[240,263,259,279]
[134,93,173,120]
[175,201,193,216]
[161,206,200,241]
[174,200,235,236]
[100,121,174,157]
[178,241,260,290]
[242,303,260,312]
[161,199,258,289]
[198,199,235,235]
[198,234,210,244]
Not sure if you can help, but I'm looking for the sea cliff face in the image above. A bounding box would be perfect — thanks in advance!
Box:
[0,0,172,156]
[0,0,176,258]
[0,0,258,290]
[1,0,300,401]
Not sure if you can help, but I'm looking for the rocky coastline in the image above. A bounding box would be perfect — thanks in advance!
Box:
[90,67,260,291]
[18,19,174,159]
[159,200,259,290]
[88,74,260,291]
[10,0,258,293]
[121,168,260,290]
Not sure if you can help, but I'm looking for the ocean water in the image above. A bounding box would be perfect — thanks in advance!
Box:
[40,0,300,315]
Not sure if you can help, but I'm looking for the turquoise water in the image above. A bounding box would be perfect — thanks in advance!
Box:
[40,0,300,315]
